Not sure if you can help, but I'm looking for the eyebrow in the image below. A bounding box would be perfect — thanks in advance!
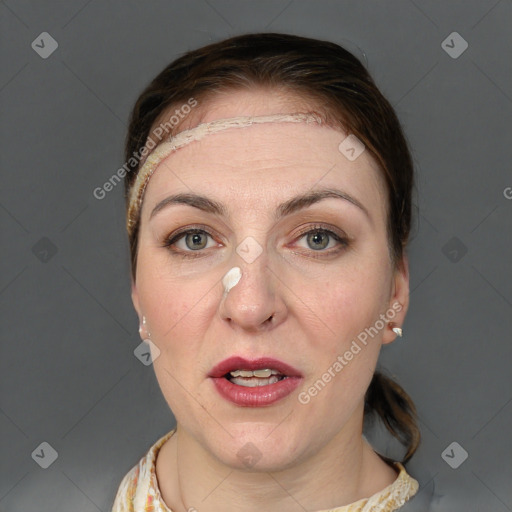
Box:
[150,187,370,222]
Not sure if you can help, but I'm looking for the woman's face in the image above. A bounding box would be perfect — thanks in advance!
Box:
[132,89,409,471]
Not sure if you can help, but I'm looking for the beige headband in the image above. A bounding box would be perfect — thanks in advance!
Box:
[126,112,323,235]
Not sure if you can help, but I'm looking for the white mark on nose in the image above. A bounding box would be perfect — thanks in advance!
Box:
[222,267,242,294]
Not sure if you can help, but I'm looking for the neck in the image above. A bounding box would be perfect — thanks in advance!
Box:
[156,409,398,512]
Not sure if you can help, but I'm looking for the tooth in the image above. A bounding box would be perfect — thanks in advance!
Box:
[230,375,282,387]
[231,377,259,387]
[253,369,272,377]
[228,369,285,378]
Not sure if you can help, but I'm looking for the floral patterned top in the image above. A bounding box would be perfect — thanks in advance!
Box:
[111,429,419,512]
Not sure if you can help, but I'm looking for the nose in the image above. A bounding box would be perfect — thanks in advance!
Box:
[219,257,287,333]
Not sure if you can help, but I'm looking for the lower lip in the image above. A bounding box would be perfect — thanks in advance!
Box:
[211,376,302,407]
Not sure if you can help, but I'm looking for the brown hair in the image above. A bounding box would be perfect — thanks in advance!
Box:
[123,32,419,462]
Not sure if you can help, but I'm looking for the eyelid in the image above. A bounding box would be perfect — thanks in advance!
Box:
[293,222,348,240]
[288,223,350,253]
[162,224,222,250]
[162,222,349,258]
[164,224,220,242]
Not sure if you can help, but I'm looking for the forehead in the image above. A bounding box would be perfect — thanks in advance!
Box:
[139,88,389,226]
[143,118,385,216]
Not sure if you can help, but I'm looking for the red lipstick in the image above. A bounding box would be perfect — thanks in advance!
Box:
[209,356,303,407]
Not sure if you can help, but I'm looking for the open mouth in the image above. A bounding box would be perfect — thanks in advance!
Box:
[209,356,302,406]
[224,369,288,387]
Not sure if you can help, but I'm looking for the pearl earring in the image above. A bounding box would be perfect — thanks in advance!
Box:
[392,326,403,337]
[139,316,150,338]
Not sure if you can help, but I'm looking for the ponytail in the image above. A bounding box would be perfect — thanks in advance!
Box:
[364,371,420,463]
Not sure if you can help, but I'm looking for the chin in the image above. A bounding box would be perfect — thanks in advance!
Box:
[210,426,304,472]
[223,447,300,473]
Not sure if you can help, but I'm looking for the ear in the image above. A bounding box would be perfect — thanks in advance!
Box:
[131,279,148,339]
[382,252,410,345]
[131,278,141,318]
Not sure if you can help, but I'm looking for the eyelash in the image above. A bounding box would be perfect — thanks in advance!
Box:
[162,224,349,259]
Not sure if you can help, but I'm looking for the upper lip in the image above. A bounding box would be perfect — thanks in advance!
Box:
[209,356,303,378]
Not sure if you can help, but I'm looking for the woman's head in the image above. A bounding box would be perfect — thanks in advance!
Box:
[125,33,413,271]
[124,33,419,467]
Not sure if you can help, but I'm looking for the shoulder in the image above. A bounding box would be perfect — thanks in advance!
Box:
[395,471,437,511]
[378,462,420,510]
[110,429,177,512]
[111,463,140,512]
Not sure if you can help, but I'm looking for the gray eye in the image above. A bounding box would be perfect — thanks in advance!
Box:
[185,232,209,250]
[307,230,330,250]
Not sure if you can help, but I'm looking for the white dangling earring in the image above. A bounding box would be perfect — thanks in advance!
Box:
[139,315,150,339]
[391,326,403,337]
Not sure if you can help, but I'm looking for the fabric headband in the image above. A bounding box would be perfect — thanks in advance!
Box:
[126,112,323,235]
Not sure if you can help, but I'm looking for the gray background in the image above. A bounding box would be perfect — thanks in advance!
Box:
[1,1,511,511]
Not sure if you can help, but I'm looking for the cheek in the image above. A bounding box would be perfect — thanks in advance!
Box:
[296,268,388,419]
[136,257,218,412]
[135,247,220,347]
[302,256,391,342]
[293,253,392,412]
